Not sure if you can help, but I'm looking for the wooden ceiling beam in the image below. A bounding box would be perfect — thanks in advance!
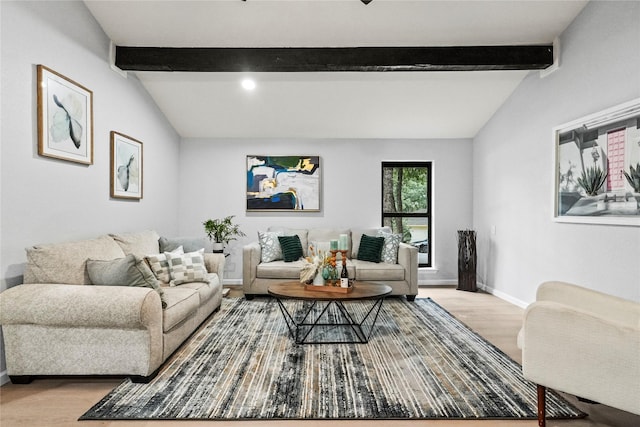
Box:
[114,45,553,72]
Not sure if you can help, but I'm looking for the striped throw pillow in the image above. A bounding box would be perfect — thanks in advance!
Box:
[278,235,303,262]
[357,234,385,263]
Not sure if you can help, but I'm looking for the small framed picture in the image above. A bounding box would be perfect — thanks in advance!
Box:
[37,65,93,165]
[110,131,143,200]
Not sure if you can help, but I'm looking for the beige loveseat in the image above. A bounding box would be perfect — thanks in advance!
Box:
[0,230,224,384]
[518,281,640,426]
[243,227,418,300]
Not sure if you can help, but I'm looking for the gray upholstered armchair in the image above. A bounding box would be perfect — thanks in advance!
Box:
[518,281,640,426]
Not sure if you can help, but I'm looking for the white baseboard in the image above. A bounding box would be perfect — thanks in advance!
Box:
[477,282,528,309]
[418,279,457,286]
[1,369,9,386]
[222,280,243,286]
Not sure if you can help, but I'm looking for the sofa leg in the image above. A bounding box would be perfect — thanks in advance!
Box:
[406,295,416,302]
[245,294,255,301]
[537,384,546,427]
[130,368,159,384]
[10,375,33,384]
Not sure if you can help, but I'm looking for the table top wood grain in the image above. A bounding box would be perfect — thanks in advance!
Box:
[268,281,392,301]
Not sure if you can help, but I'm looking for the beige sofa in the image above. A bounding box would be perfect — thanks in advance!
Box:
[0,230,224,384]
[243,227,418,300]
[518,281,640,426]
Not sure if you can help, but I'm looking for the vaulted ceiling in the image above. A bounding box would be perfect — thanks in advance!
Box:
[84,0,588,139]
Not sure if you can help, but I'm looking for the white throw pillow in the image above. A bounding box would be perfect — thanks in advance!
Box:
[377,231,402,264]
[145,246,184,284]
[166,248,209,286]
[258,230,283,262]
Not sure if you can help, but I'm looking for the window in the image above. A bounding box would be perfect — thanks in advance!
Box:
[381,162,432,267]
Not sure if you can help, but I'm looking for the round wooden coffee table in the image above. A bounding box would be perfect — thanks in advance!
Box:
[268,281,392,344]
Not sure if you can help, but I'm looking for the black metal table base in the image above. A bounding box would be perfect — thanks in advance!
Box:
[274,297,386,344]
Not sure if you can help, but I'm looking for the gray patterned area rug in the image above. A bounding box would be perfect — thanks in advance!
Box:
[80,297,584,421]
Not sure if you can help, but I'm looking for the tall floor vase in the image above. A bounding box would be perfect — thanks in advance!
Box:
[457,230,477,292]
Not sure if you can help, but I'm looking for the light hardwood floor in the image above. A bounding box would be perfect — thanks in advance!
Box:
[1,286,638,427]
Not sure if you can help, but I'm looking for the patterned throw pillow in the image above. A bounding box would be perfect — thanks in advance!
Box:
[377,231,402,264]
[357,234,385,263]
[278,235,303,262]
[145,246,183,284]
[258,230,283,262]
[166,248,210,286]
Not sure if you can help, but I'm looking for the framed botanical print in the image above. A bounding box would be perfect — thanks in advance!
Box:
[110,131,143,200]
[37,65,93,165]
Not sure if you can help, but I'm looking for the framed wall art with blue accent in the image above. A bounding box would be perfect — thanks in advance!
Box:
[246,155,321,212]
[37,65,93,165]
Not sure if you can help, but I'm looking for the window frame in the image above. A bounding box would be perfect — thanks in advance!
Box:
[381,161,432,267]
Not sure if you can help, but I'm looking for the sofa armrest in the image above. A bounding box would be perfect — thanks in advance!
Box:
[242,242,261,287]
[522,300,640,415]
[397,242,418,293]
[536,281,639,327]
[203,253,226,282]
[0,283,162,329]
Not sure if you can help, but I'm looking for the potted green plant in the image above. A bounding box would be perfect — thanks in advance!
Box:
[577,165,607,197]
[203,215,246,251]
[623,162,640,193]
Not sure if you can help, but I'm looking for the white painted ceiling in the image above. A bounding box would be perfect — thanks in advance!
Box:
[84,0,588,139]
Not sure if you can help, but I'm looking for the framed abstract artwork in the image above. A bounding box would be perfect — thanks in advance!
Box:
[37,65,93,165]
[246,155,321,211]
[553,98,640,226]
[110,131,143,200]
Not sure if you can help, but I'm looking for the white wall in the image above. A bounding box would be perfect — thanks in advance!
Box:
[178,138,473,284]
[0,1,181,382]
[473,0,640,305]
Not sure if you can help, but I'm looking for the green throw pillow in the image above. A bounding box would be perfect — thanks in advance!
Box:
[87,254,166,308]
[278,235,303,262]
[357,234,385,263]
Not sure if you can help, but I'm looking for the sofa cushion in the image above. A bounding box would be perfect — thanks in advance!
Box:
[166,249,210,286]
[352,260,405,281]
[258,230,283,262]
[357,234,385,263]
[24,235,126,285]
[159,236,207,253]
[278,235,304,262]
[307,228,351,250]
[178,273,219,305]
[86,254,166,308]
[351,227,391,258]
[377,231,402,264]
[161,287,200,332]
[257,260,307,279]
[110,230,160,256]
[146,246,184,285]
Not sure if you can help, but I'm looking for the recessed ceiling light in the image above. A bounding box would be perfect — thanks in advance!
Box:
[241,78,256,91]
